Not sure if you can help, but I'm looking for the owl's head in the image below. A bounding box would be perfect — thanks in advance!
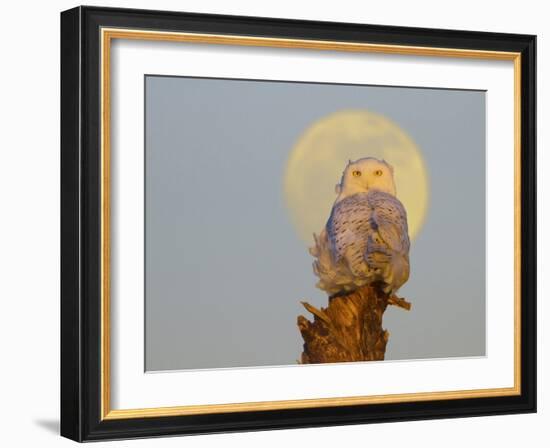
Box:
[335,157,396,201]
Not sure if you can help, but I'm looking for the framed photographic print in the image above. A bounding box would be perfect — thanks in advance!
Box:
[60,6,536,442]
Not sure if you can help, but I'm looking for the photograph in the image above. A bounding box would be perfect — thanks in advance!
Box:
[144,76,487,371]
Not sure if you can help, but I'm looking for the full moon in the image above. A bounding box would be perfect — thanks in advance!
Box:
[283,110,429,245]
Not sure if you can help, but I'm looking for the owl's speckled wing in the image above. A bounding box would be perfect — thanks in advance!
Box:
[366,190,410,256]
[326,192,373,276]
[326,190,410,282]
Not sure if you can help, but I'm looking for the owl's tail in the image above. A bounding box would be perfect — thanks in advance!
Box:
[367,250,409,294]
[388,253,410,293]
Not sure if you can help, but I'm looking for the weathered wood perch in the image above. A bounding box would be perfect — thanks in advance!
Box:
[297,285,411,364]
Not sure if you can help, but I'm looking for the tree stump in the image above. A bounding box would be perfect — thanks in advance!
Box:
[297,286,411,364]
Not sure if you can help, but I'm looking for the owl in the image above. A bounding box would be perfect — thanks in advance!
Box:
[310,157,410,296]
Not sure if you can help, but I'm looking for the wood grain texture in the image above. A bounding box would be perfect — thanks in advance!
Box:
[298,286,411,363]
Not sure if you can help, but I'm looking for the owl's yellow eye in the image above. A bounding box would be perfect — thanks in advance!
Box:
[374,169,383,177]
[352,170,362,177]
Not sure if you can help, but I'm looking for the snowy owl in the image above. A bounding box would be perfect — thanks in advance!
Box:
[309,157,410,296]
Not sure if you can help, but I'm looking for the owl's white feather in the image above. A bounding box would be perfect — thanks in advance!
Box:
[310,158,410,295]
